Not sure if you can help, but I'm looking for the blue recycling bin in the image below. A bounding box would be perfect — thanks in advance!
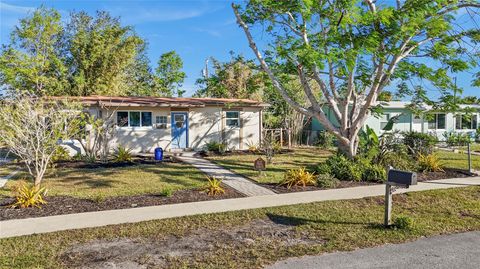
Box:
[154,147,163,161]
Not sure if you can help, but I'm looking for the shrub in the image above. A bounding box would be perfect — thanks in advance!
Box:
[362,164,387,183]
[380,152,416,171]
[280,167,316,189]
[316,173,339,188]
[403,131,437,156]
[314,162,332,175]
[51,146,70,163]
[205,141,226,153]
[476,128,480,142]
[326,154,363,181]
[316,130,335,149]
[443,132,472,147]
[113,146,133,162]
[160,187,174,197]
[246,140,259,153]
[394,216,415,230]
[12,184,47,208]
[418,153,444,172]
[204,176,225,196]
[272,141,282,152]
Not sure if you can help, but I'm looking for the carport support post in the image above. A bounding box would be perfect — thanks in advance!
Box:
[384,183,392,227]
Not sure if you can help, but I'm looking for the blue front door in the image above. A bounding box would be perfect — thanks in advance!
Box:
[171,112,188,148]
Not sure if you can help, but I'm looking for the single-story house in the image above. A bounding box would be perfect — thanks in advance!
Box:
[306,101,480,140]
[64,96,268,153]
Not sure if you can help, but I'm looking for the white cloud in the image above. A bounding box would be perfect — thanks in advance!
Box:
[193,27,221,37]
[0,2,35,14]
[109,4,223,24]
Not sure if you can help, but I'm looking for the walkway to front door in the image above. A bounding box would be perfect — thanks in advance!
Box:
[177,152,276,196]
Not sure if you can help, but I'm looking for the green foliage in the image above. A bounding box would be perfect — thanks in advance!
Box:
[12,184,47,208]
[394,216,415,230]
[476,128,480,143]
[51,146,70,163]
[314,162,332,175]
[204,176,225,196]
[443,132,472,147]
[160,187,174,197]
[194,54,265,101]
[403,131,437,156]
[280,167,316,189]
[68,11,145,96]
[316,131,335,149]
[205,141,226,153]
[0,7,68,95]
[362,164,387,183]
[155,51,186,97]
[325,154,363,181]
[418,153,444,172]
[113,146,133,163]
[316,173,339,188]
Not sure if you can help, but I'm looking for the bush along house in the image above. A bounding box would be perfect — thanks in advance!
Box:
[59,96,268,154]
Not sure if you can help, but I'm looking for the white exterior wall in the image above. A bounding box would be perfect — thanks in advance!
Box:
[62,105,264,154]
[188,107,222,149]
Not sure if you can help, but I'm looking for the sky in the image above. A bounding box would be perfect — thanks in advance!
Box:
[0,0,479,99]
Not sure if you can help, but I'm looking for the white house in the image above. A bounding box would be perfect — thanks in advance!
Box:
[65,96,268,153]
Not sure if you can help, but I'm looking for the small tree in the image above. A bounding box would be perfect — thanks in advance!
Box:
[78,108,119,163]
[0,94,82,187]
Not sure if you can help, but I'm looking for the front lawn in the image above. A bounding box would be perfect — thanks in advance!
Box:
[0,162,208,199]
[1,186,478,268]
[436,150,480,170]
[206,147,332,184]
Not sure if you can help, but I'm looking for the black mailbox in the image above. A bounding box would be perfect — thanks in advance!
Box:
[387,169,417,187]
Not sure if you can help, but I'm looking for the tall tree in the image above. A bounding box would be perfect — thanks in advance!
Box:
[195,53,265,100]
[233,0,480,158]
[0,7,68,96]
[155,51,186,97]
[67,11,144,96]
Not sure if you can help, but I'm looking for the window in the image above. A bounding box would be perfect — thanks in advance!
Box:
[380,113,390,130]
[428,113,446,130]
[155,116,168,129]
[455,114,478,130]
[141,112,152,127]
[117,111,152,127]
[226,111,240,127]
[117,112,128,127]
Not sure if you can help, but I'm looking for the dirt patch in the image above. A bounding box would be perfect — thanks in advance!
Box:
[0,186,243,221]
[60,218,321,268]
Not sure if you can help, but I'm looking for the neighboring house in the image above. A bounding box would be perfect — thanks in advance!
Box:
[306,101,480,140]
[63,96,268,153]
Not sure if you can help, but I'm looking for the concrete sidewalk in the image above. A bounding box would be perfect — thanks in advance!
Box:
[176,152,275,196]
[1,177,478,238]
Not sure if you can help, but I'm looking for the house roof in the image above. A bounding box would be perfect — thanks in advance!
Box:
[50,95,269,108]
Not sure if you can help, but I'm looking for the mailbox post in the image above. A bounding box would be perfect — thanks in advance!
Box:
[385,168,417,227]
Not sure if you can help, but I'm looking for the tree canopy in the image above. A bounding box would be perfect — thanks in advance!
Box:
[0,8,186,97]
[233,0,480,157]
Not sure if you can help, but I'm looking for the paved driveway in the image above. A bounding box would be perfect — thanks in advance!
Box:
[266,231,480,269]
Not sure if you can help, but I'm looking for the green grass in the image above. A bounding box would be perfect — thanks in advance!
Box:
[207,148,332,184]
[0,164,19,178]
[0,187,478,268]
[436,150,480,170]
[0,162,208,199]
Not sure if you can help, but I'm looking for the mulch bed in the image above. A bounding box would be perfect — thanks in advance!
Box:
[56,155,177,169]
[0,185,243,221]
[259,168,474,194]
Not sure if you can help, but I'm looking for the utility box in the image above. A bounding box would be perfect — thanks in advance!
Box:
[387,169,417,187]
